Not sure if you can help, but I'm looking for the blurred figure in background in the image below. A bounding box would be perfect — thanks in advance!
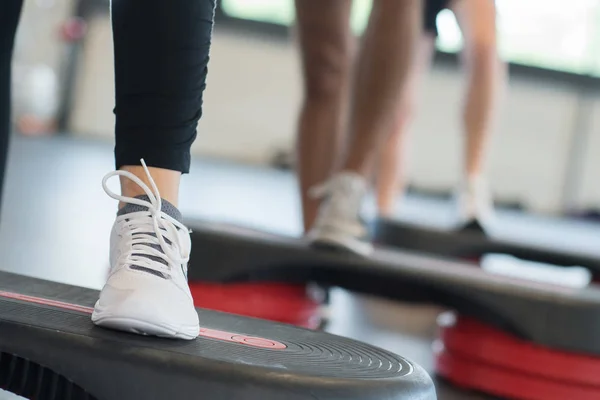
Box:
[294,0,355,234]
[295,0,423,255]
[295,0,505,256]
[375,0,505,230]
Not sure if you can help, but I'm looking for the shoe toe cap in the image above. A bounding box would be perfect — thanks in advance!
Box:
[93,270,199,339]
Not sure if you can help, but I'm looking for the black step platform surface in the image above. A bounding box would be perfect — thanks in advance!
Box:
[0,271,435,400]
[372,217,600,275]
[187,219,600,355]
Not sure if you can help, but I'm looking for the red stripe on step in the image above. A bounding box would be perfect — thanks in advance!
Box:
[0,290,287,349]
[0,290,95,313]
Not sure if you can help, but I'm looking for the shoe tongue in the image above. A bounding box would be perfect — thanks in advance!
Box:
[118,195,183,279]
[328,172,367,223]
[117,195,182,222]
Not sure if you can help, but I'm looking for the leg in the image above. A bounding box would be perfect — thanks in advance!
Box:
[92,0,216,340]
[452,0,505,224]
[375,35,436,217]
[112,0,215,207]
[308,0,424,254]
[0,0,24,214]
[341,0,423,176]
[294,0,353,232]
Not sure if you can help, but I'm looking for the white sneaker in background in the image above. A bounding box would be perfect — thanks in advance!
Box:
[454,175,495,231]
[92,160,200,340]
[307,171,373,256]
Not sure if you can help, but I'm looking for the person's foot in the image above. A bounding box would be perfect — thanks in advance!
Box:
[92,161,199,340]
[307,171,373,255]
[454,175,494,233]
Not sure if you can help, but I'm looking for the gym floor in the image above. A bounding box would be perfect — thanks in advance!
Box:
[2,135,599,399]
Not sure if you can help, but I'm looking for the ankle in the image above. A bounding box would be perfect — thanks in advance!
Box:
[457,175,493,222]
[335,170,367,181]
[465,172,484,184]
[462,174,486,195]
[119,165,181,209]
[377,201,396,218]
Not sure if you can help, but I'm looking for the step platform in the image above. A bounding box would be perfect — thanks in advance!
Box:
[0,271,434,400]
[435,312,600,400]
[371,217,600,276]
[187,219,600,355]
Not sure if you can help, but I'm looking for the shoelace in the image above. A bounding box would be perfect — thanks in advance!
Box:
[309,176,367,237]
[309,178,364,214]
[102,159,191,278]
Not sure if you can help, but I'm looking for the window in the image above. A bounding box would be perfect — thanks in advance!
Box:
[221,0,600,75]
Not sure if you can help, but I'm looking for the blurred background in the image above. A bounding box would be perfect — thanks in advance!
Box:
[3,2,600,399]
[10,0,600,217]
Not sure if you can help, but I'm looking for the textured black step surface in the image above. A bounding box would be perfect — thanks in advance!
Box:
[0,351,95,400]
[0,271,435,400]
[186,219,600,355]
[372,217,600,274]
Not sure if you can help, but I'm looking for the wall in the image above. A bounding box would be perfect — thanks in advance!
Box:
[12,0,75,122]
[69,18,593,214]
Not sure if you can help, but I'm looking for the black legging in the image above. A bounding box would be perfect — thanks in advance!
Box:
[0,0,215,204]
[0,0,24,206]
[112,0,215,173]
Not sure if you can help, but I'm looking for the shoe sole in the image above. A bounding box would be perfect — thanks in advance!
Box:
[309,231,373,256]
[91,311,199,340]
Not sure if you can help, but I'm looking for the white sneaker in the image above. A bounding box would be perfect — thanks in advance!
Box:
[307,171,373,256]
[92,160,200,340]
[454,175,494,230]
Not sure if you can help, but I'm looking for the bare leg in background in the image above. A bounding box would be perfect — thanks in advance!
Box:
[374,0,505,223]
[375,36,436,217]
[455,0,504,181]
[340,0,423,177]
[308,0,424,255]
[294,0,354,232]
[453,0,505,224]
